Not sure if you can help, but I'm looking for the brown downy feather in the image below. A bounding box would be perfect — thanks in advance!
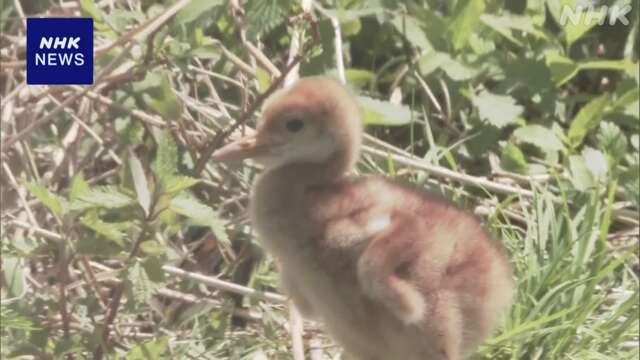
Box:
[213,76,513,360]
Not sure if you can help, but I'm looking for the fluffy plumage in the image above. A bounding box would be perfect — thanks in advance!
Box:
[212,77,513,360]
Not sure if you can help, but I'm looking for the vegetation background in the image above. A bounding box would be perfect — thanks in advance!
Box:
[1,0,638,359]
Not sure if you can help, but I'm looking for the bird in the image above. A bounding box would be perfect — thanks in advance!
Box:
[211,76,514,360]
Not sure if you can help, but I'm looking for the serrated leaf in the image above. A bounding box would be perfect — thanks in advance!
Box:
[472,90,523,128]
[569,154,595,191]
[245,0,290,40]
[597,122,628,160]
[74,186,134,210]
[441,57,476,81]
[448,0,485,51]
[127,262,161,305]
[80,212,127,246]
[513,125,564,152]
[152,131,178,184]
[419,52,477,81]
[568,95,609,148]
[170,195,228,244]
[163,175,200,194]
[418,51,449,76]
[175,0,223,25]
[1,304,36,331]
[582,147,607,179]
[154,77,182,119]
[125,336,168,360]
[26,182,65,217]
[129,150,151,216]
[391,14,432,51]
[69,174,89,201]
[358,96,412,126]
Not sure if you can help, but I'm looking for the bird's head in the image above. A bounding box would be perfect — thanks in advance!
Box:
[212,77,362,174]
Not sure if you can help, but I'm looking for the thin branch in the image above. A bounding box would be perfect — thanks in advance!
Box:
[363,145,535,198]
[163,265,287,304]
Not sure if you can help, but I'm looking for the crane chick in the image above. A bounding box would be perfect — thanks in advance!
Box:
[212,77,513,360]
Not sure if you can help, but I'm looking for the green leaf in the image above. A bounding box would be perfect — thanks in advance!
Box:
[1,304,36,331]
[76,233,122,256]
[344,69,375,88]
[581,147,607,179]
[25,182,65,217]
[170,195,228,244]
[440,55,477,81]
[137,73,183,119]
[152,130,179,183]
[501,142,529,174]
[597,122,628,161]
[448,0,485,51]
[545,53,580,86]
[125,336,168,360]
[163,175,200,194]
[74,186,134,210]
[391,14,432,51]
[155,76,182,119]
[418,52,477,81]
[567,95,609,148]
[358,96,412,126]
[140,240,166,256]
[472,90,523,128]
[69,174,89,201]
[79,0,103,20]
[2,257,25,298]
[256,67,272,94]
[129,150,151,216]
[331,7,382,22]
[513,125,564,152]
[245,0,290,40]
[175,0,223,25]
[341,18,362,37]
[127,262,161,305]
[79,211,127,246]
[562,7,605,45]
[569,155,595,191]
[418,51,449,76]
[480,13,546,46]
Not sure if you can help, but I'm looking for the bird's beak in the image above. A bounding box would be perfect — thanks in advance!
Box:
[211,133,270,162]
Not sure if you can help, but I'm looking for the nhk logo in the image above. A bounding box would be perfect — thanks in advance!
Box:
[36,37,85,66]
[27,18,93,85]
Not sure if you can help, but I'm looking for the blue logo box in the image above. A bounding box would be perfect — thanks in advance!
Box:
[26,18,93,85]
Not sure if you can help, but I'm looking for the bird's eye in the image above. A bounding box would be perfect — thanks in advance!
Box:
[285,118,304,133]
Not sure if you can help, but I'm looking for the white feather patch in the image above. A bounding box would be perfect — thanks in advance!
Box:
[365,214,390,237]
